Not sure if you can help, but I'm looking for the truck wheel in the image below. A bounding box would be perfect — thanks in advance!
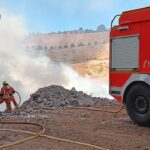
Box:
[126,83,150,126]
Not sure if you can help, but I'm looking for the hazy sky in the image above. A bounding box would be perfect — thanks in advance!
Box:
[0,0,149,32]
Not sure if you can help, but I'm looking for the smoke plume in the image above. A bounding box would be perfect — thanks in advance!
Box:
[0,9,111,110]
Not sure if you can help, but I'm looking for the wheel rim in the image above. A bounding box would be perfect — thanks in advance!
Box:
[134,96,149,114]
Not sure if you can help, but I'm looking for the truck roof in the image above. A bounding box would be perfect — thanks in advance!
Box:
[119,7,150,25]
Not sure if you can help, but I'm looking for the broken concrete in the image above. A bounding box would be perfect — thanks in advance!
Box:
[19,85,116,113]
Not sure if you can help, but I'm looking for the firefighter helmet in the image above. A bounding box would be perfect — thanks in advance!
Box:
[3,81,8,86]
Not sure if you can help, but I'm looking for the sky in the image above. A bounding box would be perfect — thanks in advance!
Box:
[0,0,149,32]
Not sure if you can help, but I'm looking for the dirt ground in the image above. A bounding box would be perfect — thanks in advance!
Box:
[0,106,150,150]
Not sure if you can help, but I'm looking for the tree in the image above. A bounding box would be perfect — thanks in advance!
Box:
[59,45,63,49]
[78,42,84,47]
[36,45,42,50]
[44,46,48,50]
[95,41,98,45]
[50,46,54,50]
[64,45,68,48]
[97,24,107,32]
[78,27,83,32]
[70,43,75,48]
[88,42,91,46]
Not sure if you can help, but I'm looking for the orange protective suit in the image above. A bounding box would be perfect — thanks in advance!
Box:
[0,85,18,111]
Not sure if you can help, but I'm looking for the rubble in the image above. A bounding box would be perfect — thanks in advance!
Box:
[19,85,116,113]
[0,85,117,120]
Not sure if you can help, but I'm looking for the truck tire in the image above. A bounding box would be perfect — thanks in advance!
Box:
[126,83,150,126]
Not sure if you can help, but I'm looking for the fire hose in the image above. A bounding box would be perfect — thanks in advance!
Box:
[0,92,124,150]
[0,121,108,150]
[67,104,125,113]
[15,91,22,106]
[34,103,125,114]
[0,121,45,149]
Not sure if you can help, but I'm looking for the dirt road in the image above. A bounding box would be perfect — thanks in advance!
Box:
[0,106,150,150]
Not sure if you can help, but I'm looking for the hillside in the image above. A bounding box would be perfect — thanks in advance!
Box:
[25,30,109,82]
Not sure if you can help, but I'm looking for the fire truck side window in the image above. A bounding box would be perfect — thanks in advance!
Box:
[111,36,139,70]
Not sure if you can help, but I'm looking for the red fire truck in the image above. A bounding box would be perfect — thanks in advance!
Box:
[110,7,150,125]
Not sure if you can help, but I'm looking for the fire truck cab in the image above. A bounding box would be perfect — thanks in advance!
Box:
[110,7,150,125]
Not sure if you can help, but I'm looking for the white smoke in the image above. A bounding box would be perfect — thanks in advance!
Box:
[0,9,111,111]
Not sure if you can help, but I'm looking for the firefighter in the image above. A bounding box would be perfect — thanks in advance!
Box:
[0,81,18,112]
[0,92,12,112]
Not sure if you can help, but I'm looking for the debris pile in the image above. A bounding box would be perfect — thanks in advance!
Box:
[19,85,116,113]
[0,85,119,121]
